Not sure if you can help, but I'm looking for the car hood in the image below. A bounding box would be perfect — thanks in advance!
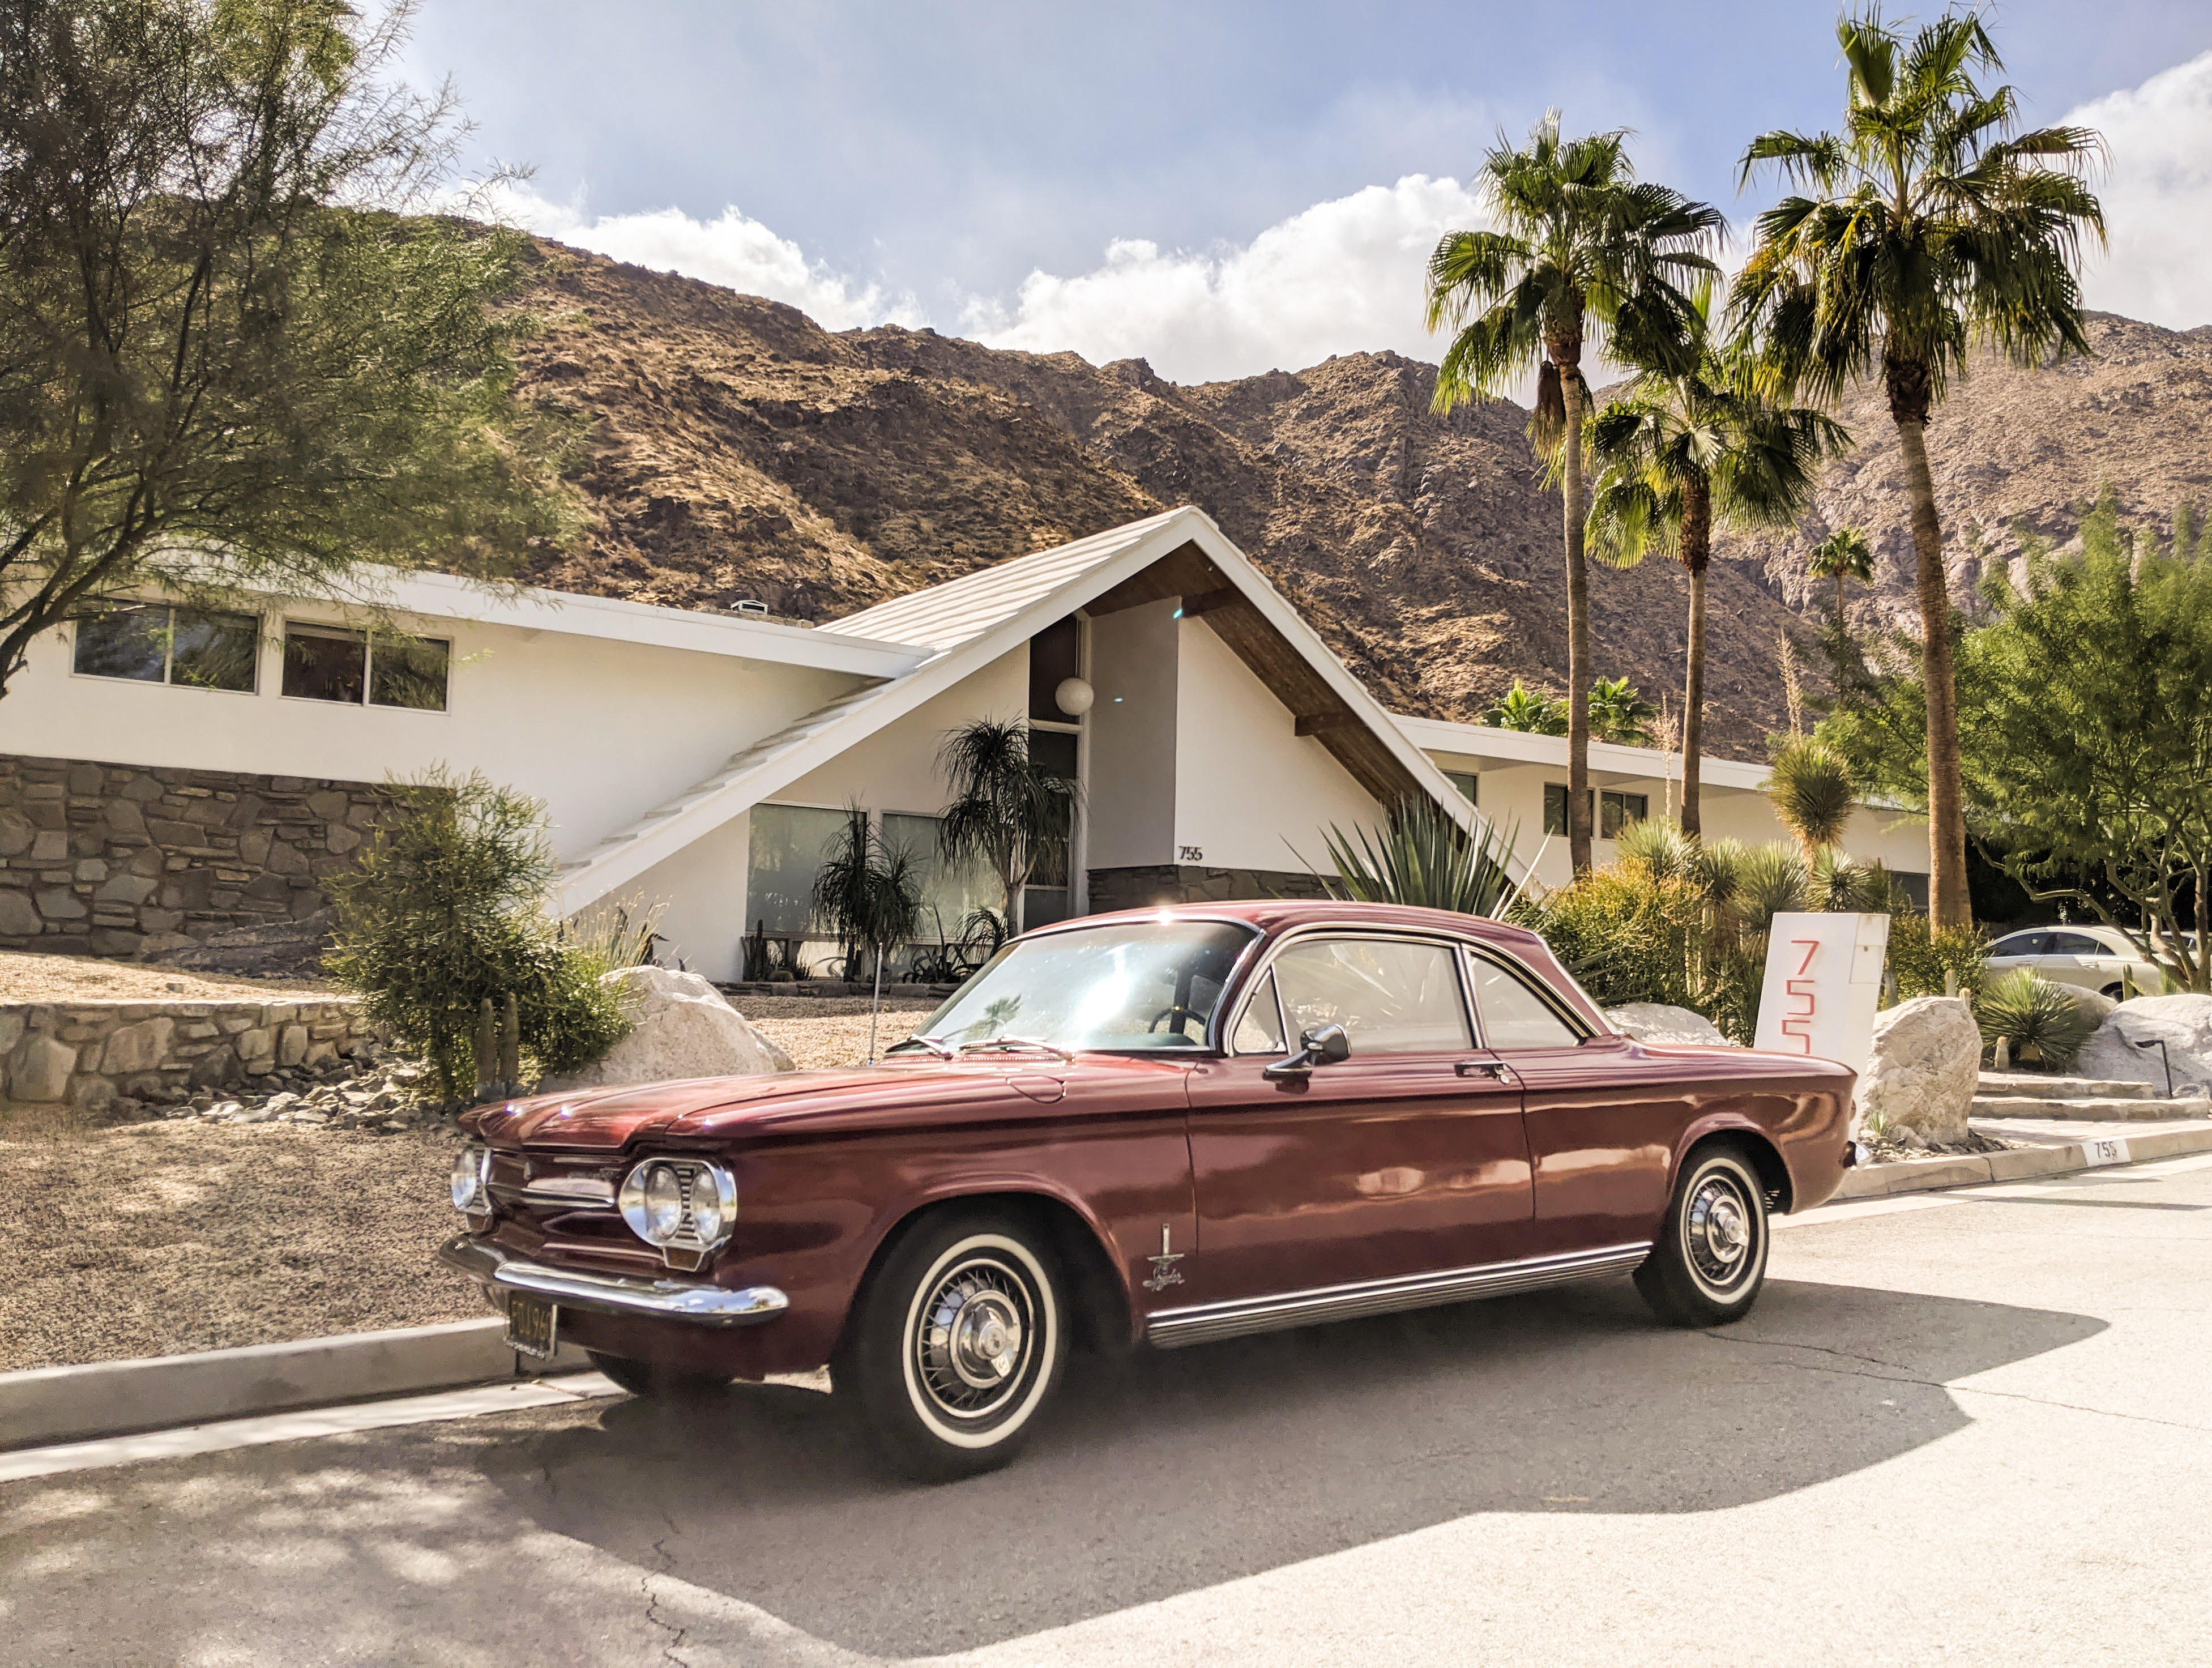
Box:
[466,1054,1194,1150]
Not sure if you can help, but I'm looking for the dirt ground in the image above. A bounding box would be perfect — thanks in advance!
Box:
[0,949,332,1004]
[0,1003,939,1372]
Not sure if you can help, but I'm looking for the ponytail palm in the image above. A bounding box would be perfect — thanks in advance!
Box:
[1732,8,2104,926]
[1426,113,1720,874]
[1586,306,1847,834]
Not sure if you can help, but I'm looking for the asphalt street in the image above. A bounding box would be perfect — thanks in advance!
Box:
[4,1154,2209,1667]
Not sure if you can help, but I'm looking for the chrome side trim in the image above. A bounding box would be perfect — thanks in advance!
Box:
[1144,1242,1651,1349]
[438,1235,787,1328]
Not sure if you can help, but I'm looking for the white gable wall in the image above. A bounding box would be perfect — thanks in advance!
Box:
[1173,617,1383,873]
[1084,600,1178,870]
[773,649,1027,818]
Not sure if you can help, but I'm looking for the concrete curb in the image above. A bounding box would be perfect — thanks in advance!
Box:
[0,1318,589,1453]
[1833,1119,2212,1201]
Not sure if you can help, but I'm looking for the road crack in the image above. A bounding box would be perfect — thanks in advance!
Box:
[1701,1333,2212,1434]
[643,1505,691,1667]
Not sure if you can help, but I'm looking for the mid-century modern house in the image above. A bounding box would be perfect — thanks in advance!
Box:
[0,506,1931,981]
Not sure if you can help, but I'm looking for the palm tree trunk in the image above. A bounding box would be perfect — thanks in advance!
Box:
[1834,573,1846,630]
[1893,413,1971,929]
[1680,483,1711,839]
[1560,363,1594,874]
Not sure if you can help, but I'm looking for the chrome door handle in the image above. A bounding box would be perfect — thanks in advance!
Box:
[1456,1060,1509,1080]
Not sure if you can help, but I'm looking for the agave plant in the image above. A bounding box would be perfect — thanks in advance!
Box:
[1732,842,1809,934]
[1976,969,2095,1069]
[1615,816,1693,881]
[1311,797,1521,917]
[1809,847,1890,913]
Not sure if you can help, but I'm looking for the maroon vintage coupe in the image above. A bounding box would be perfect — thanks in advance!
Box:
[441,901,1860,1478]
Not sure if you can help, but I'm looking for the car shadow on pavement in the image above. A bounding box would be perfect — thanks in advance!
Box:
[479,1275,2104,1658]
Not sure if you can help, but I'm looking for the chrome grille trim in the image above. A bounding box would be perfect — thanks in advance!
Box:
[1144,1241,1652,1349]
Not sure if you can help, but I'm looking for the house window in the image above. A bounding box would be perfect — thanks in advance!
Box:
[1444,771,1478,805]
[880,812,993,942]
[72,605,259,692]
[281,623,450,710]
[1543,785,1649,838]
[1028,615,1082,720]
[744,804,852,936]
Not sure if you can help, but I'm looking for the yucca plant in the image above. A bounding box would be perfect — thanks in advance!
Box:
[1976,968,2095,1068]
[1615,816,1694,882]
[1732,842,1809,934]
[1311,797,1521,917]
[1766,734,1857,857]
[1809,847,1891,913]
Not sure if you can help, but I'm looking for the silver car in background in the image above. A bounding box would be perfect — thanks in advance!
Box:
[1985,925,2165,999]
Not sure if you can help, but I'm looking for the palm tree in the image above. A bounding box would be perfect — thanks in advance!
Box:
[1482,680,1569,735]
[936,718,1080,935]
[1427,113,1722,874]
[1808,527,1875,629]
[1586,676,1659,745]
[1732,9,2104,927]
[1586,303,1847,834]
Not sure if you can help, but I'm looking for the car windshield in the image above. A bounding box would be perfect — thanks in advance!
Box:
[893,919,1258,1055]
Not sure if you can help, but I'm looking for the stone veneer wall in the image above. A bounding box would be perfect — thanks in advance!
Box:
[1085,864,1334,916]
[0,997,374,1117]
[0,753,386,959]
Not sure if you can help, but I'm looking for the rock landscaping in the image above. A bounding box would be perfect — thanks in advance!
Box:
[1855,996,1983,1147]
[540,965,795,1091]
[2076,994,2212,1096]
[1603,1004,1737,1047]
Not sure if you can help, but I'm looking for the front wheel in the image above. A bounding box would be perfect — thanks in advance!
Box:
[835,1209,1069,1481]
[1635,1145,1770,1328]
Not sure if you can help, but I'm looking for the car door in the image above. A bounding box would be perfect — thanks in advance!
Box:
[1986,930,2052,978]
[2040,930,2110,993]
[1464,949,1688,1259]
[1180,933,1534,1307]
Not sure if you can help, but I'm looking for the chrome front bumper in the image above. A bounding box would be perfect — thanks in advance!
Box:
[438,1235,788,1329]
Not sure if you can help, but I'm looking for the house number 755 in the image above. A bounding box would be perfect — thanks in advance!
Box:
[1178,846,1205,862]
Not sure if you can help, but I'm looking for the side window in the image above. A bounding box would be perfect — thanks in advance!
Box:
[2051,932,2102,956]
[1231,969,1287,1055]
[1467,955,1579,1050]
[1270,938,1471,1055]
[1991,932,2051,958]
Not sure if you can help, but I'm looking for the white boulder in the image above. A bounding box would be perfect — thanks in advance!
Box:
[1856,996,1981,1144]
[2076,995,2212,1097]
[1604,1004,1737,1048]
[540,965,793,1091]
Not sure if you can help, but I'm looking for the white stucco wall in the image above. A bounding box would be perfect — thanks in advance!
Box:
[1173,616,1383,873]
[4,607,865,862]
[622,810,754,982]
[774,649,1028,818]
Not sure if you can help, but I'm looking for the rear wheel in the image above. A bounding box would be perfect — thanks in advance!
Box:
[2101,983,2124,1000]
[1635,1145,1770,1328]
[585,1349,730,1401]
[835,1209,1069,1482]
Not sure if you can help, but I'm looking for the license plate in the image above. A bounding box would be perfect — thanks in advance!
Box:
[504,1292,559,1359]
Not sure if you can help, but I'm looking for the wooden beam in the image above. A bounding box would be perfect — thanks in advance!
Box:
[1082,541,1223,618]
[1177,587,1242,618]
[1293,711,1359,737]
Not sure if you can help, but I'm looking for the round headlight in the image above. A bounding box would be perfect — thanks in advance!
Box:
[644,1164,686,1240]
[450,1146,490,1215]
[688,1174,726,1243]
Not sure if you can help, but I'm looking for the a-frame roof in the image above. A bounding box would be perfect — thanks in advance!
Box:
[554,505,1517,913]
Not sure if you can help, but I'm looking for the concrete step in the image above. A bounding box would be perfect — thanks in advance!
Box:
[1978,1072,2159,1098]
[1970,1094,2211,1122]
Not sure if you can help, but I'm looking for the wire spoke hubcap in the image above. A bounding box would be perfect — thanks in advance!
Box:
[1686,1174,1756,1290]
[915,1259,1034,1418]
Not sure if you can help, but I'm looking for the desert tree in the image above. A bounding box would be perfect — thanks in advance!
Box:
[936,718,1079,935]
[1425,113,1721,874]
[1808,527,1875,629]
[1732,7,2104,926]
[0,0,578,698]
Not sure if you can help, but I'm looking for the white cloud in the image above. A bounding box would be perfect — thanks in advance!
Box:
[2068,50,2212,330]
[962,176,1490,382]
[480,182,926,332]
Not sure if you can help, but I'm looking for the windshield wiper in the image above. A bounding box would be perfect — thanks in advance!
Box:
[958,1035,1075,1063]
[885,1034,956,1059]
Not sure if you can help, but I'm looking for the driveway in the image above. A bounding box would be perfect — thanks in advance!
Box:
[4,1155,2208,1666]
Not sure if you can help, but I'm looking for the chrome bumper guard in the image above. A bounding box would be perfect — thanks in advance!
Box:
[438,1235,788,1329]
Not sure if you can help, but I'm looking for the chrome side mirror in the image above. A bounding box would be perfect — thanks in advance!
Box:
[1265,1023,1351,1080]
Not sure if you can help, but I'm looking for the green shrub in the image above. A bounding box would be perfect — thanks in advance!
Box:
[1886,912,1988,1002]
[326,767,629,1099]
[1976,969,2095,1069]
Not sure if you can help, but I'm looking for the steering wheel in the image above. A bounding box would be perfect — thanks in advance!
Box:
[1148,1006,1196,1035]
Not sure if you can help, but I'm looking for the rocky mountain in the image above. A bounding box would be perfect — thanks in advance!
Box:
[509,242,2210,760]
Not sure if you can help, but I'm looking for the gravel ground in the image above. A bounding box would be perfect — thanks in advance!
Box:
[0,1004,938,1372]
[0,949,331,1004]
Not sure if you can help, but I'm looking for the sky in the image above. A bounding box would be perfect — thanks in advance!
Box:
[397,1,2212,384]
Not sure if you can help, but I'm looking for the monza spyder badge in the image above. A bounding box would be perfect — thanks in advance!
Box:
[1143,1225,1186,1291]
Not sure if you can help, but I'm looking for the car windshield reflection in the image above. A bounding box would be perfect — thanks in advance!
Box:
[890,919,1258,1055]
